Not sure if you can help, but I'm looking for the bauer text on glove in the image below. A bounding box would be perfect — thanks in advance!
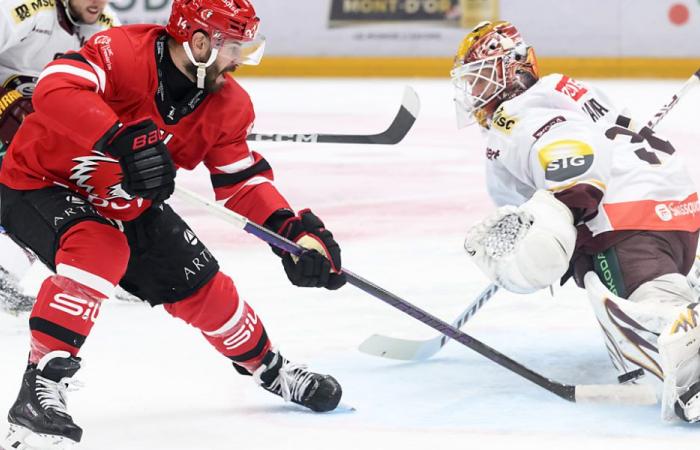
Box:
[97,119,176,203]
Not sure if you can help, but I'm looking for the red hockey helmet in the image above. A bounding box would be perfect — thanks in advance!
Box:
[451,21,539,128]
[166,0,264,88]
[166,0,261,45]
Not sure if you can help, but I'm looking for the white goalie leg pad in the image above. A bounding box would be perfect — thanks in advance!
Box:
[687,252,700,301]
[584,272,671,383]
[658,303,700,422]
[464,190,576,294]
[587,271,700,421]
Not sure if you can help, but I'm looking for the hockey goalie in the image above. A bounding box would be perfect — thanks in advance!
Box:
[453,21,700,423]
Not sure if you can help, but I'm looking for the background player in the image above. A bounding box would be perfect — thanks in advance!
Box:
[453,21,700,423]
[0,0,346,448]
[0,0,119,313]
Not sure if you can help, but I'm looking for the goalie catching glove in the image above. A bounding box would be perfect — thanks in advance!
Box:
[266,209,346,290]
[98,119,176,203]
[464,190,576,293]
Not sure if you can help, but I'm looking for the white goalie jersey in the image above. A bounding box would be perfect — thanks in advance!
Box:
[0,0,118,95]
[484,73,700,236]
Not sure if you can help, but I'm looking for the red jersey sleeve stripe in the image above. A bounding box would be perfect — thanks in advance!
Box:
[38,64,101,92]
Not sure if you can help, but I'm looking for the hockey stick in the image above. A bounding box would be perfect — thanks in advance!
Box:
[174,185,656,405]
[358,283,499,360]
[646,67,700,129]
[246,86,420,145]
[358,68,700,363]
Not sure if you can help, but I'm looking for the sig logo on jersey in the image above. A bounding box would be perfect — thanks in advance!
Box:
[538,139,594,182]
[492,106,517,134]
[223,311,259,351]
[50,293,100,322]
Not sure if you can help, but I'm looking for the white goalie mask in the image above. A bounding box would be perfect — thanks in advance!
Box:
[451,21,539,129]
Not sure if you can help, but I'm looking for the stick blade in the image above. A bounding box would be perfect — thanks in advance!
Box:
[401,86,421,119]
[358,333,440,361]
[575,383,657,405]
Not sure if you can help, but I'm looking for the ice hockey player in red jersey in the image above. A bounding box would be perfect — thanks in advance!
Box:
[0,0,119,314]
[0,0,346,447]
[452,21,700,423]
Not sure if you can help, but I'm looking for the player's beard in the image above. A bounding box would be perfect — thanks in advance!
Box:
[184,60,237,93]
[69,1,104,25]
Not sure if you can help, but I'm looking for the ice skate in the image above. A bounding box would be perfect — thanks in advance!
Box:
[2,351,83,449]
[676,379,700,423]
[658,304,700,422]
[253,349,342,412]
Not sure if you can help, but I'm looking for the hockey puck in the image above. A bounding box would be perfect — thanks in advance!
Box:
[618,368,645,384]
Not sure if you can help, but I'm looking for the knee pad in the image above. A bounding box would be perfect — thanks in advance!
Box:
[628,273,696,310]
[56,221,129,295]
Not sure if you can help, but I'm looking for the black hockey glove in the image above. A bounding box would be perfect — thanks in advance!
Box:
[265,209,346,290]
[101,119,176,203]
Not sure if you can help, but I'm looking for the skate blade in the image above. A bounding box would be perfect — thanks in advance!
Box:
[333,402,357,413]
[2,424,77,450]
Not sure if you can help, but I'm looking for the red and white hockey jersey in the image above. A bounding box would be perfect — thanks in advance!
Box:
[484,73,700,240]
[0,24,289,223]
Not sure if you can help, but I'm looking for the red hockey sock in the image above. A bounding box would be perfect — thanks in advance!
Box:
[29,275,106,363]
[164,272,271,373]
[28,221,129,363]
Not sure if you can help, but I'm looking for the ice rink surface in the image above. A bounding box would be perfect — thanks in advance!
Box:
[2,77,700,449]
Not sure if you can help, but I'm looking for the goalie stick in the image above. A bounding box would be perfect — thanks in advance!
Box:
[246,86,420,145]
[359,67,700,364]
[646,67,700,129]
[174,185,656,405]
[358,283,499,360]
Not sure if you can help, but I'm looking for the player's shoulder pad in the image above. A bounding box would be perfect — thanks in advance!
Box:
[3,0,54,25]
